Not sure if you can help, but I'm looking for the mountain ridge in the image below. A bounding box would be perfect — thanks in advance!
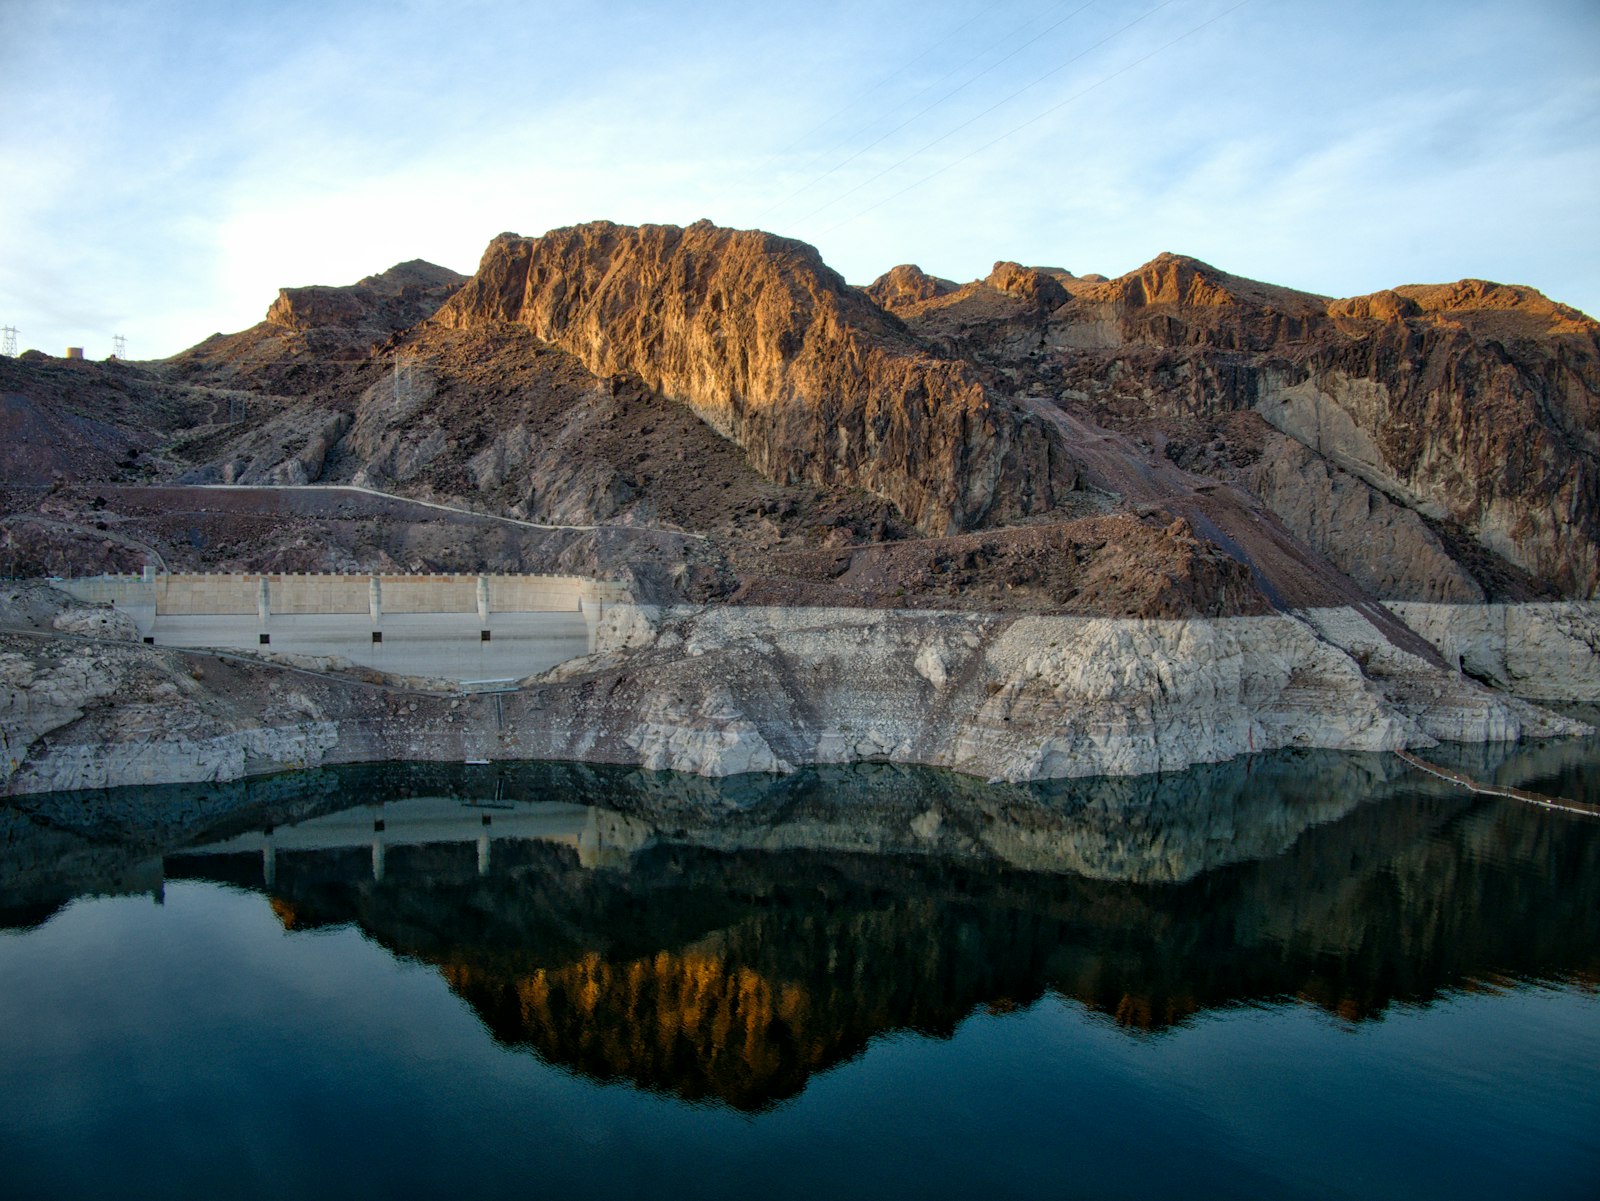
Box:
[3,219,1597,613]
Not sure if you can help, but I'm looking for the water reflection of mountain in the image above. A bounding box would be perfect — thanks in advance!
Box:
[7,746,1600,1111]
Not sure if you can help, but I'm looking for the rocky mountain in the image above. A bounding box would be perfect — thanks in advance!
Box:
[433,221,1075,535]
[191,259,467,366]
[892,251,1600,601]
[3,220,1597,619]
[5,224,1600,792]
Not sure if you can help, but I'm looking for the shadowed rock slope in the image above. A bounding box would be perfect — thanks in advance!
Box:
[898,251,1600,600]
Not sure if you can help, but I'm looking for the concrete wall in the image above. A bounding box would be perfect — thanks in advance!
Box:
[50,571,627,684]
[158,575,262,616]
[56,574,155,608]
[57,572,628,617]
[150,611,594,683]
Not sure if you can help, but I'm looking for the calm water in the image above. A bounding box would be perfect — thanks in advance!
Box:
[2,743,1598,1200]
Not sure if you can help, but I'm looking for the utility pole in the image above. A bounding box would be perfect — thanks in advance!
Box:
[111,334,127,359]
[1,326,16,357]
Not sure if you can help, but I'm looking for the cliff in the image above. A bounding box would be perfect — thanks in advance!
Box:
[433,221,1077,535]
[895,250,1600,600]
[171,259,467,374]
[1088,258,1600,597]
[860,263,957,312]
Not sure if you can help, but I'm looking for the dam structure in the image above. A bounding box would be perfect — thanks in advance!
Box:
[57,570,629,685]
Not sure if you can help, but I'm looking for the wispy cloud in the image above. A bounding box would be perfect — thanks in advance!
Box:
[2,0,1596,357]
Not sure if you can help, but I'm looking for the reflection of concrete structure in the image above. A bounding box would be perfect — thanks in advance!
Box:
[180,796,655,883]
[56,571,627,683]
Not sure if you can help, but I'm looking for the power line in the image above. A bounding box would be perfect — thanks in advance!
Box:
[788,0,1183,231]
[817,0,1254,236]
[757,0,1098,222]
[1,326,16,357]
[111,335,127,359]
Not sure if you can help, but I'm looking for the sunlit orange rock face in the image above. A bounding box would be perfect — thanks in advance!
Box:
[441,951,826,1110]
[15,219,1596,606]
[861,263,957,313]
[435,220,1077,535]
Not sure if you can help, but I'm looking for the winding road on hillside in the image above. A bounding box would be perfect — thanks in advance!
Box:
[185,483,711,540]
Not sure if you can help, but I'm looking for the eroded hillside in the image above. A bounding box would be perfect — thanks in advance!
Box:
[884,251,1600,601]
[4,220,1598,619]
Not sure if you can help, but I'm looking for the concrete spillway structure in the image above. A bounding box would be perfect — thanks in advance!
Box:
[56,571,629,684]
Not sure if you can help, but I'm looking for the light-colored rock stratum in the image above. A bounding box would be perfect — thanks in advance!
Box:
[4,584,1590,795]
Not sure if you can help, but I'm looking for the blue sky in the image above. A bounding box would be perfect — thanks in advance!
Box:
[2,0,1596,358]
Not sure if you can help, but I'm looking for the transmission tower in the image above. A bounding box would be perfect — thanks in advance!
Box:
[1,326,16,357]
[111,334,127,359]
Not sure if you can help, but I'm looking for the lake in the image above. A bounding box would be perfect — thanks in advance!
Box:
[2,742,1597,1200]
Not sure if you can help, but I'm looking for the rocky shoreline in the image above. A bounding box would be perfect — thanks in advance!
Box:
[4,583,1592,796]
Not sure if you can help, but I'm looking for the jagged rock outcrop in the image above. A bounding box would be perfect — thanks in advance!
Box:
[1389,278,1595,328]
[265,259,466,337]
[1261,306,1600,597]
[169,259,468,377]
[985,261,1069,312]
[900,249,1600,599]
[1050,252,1329,352]
[186,408,354,487]
[1250,433,1484,602]
[435,221,1077,534]
[1326,289,1421,322]
[861,264,957,312]
[1092,252,1324,314]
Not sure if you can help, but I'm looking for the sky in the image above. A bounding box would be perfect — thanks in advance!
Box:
[1,0,1597,359]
